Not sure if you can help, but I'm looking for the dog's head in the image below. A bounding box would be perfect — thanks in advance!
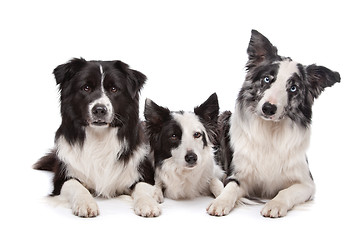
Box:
[239,30,340,127]
[53,58,146,129]
[145,93,219,169]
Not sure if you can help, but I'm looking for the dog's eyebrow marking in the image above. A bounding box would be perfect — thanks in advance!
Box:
[99,64,105,92]
[99,65,105,83]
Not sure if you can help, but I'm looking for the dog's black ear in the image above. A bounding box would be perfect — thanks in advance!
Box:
[194,93,219,124]
[246,30,279,70]
[114,61,147,99]
[53,58,87,85]
[144,98,171,133]
[305,64,341,99]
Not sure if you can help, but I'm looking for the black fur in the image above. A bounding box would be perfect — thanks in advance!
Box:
[194,93,220,147]
[215,111,233,175]
[34,58,154,196]
[145,93,220,168]
[53,58,146,154]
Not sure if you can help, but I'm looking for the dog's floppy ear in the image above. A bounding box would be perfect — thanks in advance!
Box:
[53,58,87,85]
[246,30,280,70]
[305,64,341,99]
[144,98,171,133]
[114,60,147,99]
[194,93,219,124]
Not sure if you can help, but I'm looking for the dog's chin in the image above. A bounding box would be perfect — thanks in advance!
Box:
[184,163,197,170]
[258,112,284,123]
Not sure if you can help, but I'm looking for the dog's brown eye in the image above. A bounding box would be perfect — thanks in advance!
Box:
[110,87,118,93]
[193,132,202,138]
[170,134,178,141]
[82,85,91,92]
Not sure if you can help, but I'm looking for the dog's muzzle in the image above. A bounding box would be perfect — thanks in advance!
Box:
[184,151,197,168]
[90,104,110,126]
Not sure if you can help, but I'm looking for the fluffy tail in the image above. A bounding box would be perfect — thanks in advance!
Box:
[33,150,57,172]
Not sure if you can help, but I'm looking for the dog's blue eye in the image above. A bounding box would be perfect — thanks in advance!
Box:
[263,76,270,83]
[290,85,297,92]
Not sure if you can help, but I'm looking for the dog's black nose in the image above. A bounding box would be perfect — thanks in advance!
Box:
[185,151,197,165]
[262,102,277,116]
[92,104,108,117]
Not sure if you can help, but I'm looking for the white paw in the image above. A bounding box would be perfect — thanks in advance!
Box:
[72,195,99,218]
[153,187,164,203]
[261,200,288,218]
[134,198,161,217]
[207,198,233,216]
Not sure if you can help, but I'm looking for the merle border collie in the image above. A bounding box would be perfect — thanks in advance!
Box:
[34,58,160,218]
[144,93,225,201]
[207,30,340,218]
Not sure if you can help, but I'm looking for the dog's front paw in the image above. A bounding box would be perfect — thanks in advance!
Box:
[72,195,99,218]
[153,187,164,203]
[134,198,161,217]
[207,198,233,217]
[261,200,288,218]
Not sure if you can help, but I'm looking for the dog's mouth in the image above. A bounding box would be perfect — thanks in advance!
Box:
[90,120,109,127]
[184,163,197,169]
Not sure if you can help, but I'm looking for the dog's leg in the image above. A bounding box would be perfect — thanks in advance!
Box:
[207,181,245,216]
[153,175,164,203]
[60,179,99,218]
[209,178,224,198]
[261,182,315,218]
[132,182,161,217]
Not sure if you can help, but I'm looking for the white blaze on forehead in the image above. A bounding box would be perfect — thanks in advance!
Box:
[172,112,204,136]
[172,112,206,150]
[87,64,114,124]
[276,60,299,85]
[99,64,105,92]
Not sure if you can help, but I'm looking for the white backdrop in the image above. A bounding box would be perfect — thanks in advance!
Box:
[1,0,359,239]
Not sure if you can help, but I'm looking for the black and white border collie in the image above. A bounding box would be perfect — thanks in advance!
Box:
[144,93,225,201]
[34,58,160,218]
[207,30,340,218]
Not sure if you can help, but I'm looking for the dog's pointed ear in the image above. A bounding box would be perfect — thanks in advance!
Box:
[194,93,219,124]
[246,30,279,70]
[53,58,87,85]
[114,61,147,99]
[305,64,341,99]
[144,98,171,133]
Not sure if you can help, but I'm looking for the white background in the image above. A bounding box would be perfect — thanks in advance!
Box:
[1,0,359,239]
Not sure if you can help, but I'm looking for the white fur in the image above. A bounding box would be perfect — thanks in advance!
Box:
[132,182,161,217]
[208,89,315,218]
[156,112,224,199]
[56,127,148,198]
[61,179,100,217]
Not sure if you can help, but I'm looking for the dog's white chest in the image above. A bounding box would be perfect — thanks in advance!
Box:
[56,127,144,198]
[159,158,215,199]
[230,112,312,197]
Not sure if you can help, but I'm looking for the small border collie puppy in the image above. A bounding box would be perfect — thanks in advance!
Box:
[144,93,225,201]
[34,58,160,218]
[207,30,340,218]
